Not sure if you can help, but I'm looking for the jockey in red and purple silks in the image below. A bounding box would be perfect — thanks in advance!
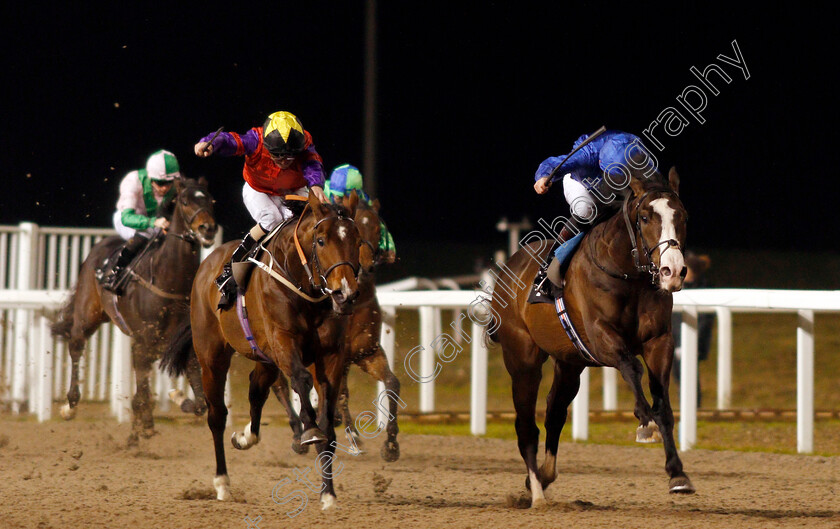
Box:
[194,111,327,309]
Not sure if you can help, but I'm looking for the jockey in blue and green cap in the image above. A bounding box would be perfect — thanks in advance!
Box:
[326,164,396,259]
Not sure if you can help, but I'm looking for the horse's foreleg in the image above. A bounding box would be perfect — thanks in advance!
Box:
[356,349,402,462]
[231,362,279,450]
[540,360,583,490]
[129,343,156,445]
[643,336,695,494]
[271,373,307,454]
[274,338,325,446]
[336,374,354,431]
[313,356,344,511]
[616,353,657,438]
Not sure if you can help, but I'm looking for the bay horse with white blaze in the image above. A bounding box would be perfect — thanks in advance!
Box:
[489,168,693,508]
[51,177,217,444]
[271,197,401,461]
[161,192,361,510]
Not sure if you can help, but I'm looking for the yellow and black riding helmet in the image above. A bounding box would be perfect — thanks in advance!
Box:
[262,111,307,158]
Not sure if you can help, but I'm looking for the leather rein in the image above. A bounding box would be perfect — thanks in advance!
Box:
[252,196,361,303]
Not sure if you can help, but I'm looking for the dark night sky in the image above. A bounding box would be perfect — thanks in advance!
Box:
[1,2,836,254]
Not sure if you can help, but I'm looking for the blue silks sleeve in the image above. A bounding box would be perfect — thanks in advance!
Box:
[535,141,601,183]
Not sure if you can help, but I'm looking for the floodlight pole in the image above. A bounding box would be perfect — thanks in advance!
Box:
[363,0,378,198]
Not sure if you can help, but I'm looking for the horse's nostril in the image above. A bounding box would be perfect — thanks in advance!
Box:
[661,266,672,277]
[680,266,688,278]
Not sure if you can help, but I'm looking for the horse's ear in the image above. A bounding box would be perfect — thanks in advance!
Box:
[372,198,381,213]
[309,190,324,220]
[174,178,185,192]
[198,176,209,188]
[668,166,680,196]
[628,176,646,197]
[345,190,359,217]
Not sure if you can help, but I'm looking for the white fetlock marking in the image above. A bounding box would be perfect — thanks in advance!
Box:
[60,404,76,420]
[233,421,260,449]
[214,475,232,501]
[169,389,186,406]
[320,493,337,510]
[528,469,546,508]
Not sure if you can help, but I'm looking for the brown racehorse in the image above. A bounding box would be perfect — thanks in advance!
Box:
[270,197,401,462]
[161,191,361,510]
[51,177,217,444]
[489,168,692,508]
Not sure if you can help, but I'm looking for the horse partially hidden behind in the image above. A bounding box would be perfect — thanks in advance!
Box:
[489,168,693,508]
[270,197,401,461]
[51,177,217,444]
[161,191,361,510]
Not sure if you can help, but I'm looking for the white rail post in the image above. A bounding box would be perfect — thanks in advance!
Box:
[679,306,698,450]
[418,305,436,412]
[470,320,487,435]
[602,368,618,410]
[572,367,590,441]
[797,309,814,454]
[36,313,53,421]
[12,222,37,414]
[377,306,396,429]
[111,331,132,423]
[715,307,733,409]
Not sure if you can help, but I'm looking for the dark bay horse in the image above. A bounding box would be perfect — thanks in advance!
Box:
[51,177,217,444]
[161,192,361,510]
[489,168,692,508]
[270,197,401,462]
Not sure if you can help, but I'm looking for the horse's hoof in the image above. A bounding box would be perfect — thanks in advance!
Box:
[140,428,158,439]
[180,399,196,414]
[636,422,663,443]
[300,427,327,446]
[291,438,310,455]
[214,475,232,501]
[320,493,337,511]
[126,433,139,448]
[380,440,400,462]
[334,415,343,427]
[231,422,260,450]
[531,497,548,510]
[669,475,696,494]
[60,404,76,421]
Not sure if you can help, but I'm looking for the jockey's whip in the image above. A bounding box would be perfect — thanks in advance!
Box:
[545,125,607,188]
[204,127,224,153]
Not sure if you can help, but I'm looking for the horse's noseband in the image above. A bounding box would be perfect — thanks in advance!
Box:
[309,214,361,294]
[622,190,682,284]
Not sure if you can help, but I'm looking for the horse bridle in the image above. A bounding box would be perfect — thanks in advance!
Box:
[309,214,361,293]
[621,189,681,283]
[167,185,213,247]
[590,189,681,284]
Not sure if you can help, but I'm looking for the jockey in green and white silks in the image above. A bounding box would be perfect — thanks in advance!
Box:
[101,150,180,293]
[113,149,179,239]
[326,164,396,257]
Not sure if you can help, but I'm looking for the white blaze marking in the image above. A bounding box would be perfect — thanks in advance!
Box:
[338,226,348,240]
[650,198,684,288]
[195,191,206,198]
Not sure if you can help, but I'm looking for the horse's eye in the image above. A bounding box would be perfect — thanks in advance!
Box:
[317,238,325,247]
[641,216,649,223]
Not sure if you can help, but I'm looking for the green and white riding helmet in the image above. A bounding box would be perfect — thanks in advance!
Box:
[146,149,181,182]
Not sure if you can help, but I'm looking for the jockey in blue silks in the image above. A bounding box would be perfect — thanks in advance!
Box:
[530,130,654,302]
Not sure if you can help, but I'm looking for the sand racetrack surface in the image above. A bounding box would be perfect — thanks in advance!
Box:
[1,411,838,528]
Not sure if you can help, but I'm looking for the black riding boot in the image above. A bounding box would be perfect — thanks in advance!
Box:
[527,225,578,304]
[216,231,262,310]
[101,234,148,294]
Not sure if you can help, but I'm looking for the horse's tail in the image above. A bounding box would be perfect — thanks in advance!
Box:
[51,286,78,340]
[160,321,194,377]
